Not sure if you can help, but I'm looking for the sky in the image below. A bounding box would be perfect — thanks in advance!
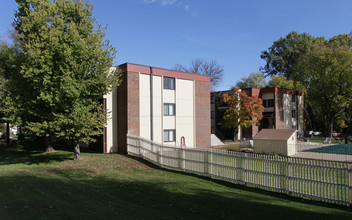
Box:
[1,0,352,91]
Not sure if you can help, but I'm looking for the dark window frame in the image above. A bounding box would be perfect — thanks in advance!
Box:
[164,129,176,142]
[164,103,176,116]
[262,99,274,107]
[292,110,296,118]
[164,77,175,90]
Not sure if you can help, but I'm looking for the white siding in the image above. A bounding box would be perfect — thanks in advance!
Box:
[163,89,175,103]
[104,89,118,153]
[283,93,296,129]
[139,74,151,140]
[175,78,194,148]
[138,74,196,148]
[297,95,304,134]
[153,76,162,143]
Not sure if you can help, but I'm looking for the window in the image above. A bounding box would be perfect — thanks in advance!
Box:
[164,103,175,116]
[267,99,274,107]
[292,94,296,102]
[262,100,267,107]
[164,77,175,90]
[262,99,274,107]
[292,110,296,118]
[164,130,175,142]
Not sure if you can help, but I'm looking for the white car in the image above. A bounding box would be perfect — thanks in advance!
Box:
[308,130,322,136]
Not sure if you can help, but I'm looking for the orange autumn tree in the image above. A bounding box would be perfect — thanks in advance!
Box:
[220,88,264,140]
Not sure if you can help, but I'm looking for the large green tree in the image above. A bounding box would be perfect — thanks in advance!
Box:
[235,72,267,89]
[297,46,352,140]
[9,0,120,159]
[267,75,306,92]
[260,31,325,83]
[0,38,26,146]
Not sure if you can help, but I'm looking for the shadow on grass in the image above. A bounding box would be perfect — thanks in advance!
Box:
[0,169,351,220]
[0,141,72,166]
[124,154,352,212]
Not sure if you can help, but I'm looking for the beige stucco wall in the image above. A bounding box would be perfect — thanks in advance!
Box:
[104,89,118,153]
[262,92,274,99]
[176,78,194,147]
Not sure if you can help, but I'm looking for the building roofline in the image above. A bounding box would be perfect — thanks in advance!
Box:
[117,62,211,83]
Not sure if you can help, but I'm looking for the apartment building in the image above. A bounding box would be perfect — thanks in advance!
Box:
[211,87,305,140]
[92,63,211,153]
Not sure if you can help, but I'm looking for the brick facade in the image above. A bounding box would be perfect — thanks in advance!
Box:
[114,63,211,153]
[195,81,211,148]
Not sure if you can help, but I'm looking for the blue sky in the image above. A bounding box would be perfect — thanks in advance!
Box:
[1,0,352,91]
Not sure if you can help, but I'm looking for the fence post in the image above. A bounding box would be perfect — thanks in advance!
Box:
[182,148,186,171]
[349,164,352,207]
[209,149,213,177]
[244,153,247,185]
[160,144,163,166]
[288,157,292,195]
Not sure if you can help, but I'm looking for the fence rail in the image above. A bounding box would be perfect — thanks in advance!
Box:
[127,134,352,206]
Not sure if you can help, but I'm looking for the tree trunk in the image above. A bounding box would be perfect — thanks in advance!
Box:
[6,121,10,146]
[329,119,333,139]
[45,136,54,153]
[19,127,23,143]
[306,104,317,129]
[233,128,237,141]
[74,141,80,160]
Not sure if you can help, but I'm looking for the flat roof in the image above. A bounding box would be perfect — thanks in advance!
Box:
[118,62,211,83]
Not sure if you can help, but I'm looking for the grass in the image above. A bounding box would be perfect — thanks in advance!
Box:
[308,137,346,144]
[0,142,351,219]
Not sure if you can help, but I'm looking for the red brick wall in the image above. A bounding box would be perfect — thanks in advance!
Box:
[195,81,211,148]
[117,71,140,154]
[127,71,140,137]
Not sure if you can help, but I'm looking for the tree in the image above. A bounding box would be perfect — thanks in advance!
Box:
[235,72,267,89]
[10,0,120,159]
[174,58,224,91]
[0,39,25,146]
[268,75,306,92]
[297,46,352,141]
[220,88,264,140]
[260,31,325,83]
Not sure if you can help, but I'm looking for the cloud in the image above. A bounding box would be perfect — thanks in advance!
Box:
[142,0,198,17]
[143,0,157,4]
[160,0,177,6]
[185,4,190,11]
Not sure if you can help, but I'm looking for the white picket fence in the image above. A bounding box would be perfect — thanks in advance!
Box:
[127,134,352,206]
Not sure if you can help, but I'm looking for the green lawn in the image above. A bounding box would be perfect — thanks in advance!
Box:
[0,142,351,219]
[308,137,347,144]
